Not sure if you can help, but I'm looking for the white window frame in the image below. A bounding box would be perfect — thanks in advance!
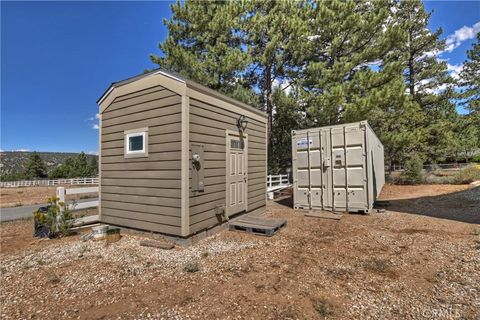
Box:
[124,127,149,158]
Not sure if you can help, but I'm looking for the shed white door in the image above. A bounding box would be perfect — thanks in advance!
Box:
[226,132,248,216]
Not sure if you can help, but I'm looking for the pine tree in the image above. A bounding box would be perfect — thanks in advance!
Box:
[395,0,457,163]
[296,0,424,166]
[269,88,304,173]
[151,1,248,93]
[23,153,47,179]
[236,0,305,150]
[459,33,480,121]
[297,0,403,125]
[89,157,98,176]
[154,0,305,160]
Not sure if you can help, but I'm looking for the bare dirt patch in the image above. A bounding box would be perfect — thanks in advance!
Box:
[0,186,97,208]
[1,184,479,319]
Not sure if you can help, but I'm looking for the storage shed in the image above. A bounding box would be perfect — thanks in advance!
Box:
[292,121,384,213]
[97,69,267,238]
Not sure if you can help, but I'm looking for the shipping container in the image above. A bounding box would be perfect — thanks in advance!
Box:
[291,121,384,213]
[97,68,267,238]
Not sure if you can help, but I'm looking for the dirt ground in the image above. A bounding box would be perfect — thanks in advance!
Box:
[0,184,479,319]
[0,186,98,208]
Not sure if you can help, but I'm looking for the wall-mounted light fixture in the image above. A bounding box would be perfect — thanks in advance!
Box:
[236,115,248,133]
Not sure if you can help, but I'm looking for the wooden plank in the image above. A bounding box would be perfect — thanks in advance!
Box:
[190,113,266,137]
[101,170,180,179]
[66,187,98,195]
[189,113,265,137]
[103,103,181,128]
[102,207,181,225]
[69,200,98,210]
[102,200,180,216]
[102,193,181,207]
[101,215,181,235]
[105,87,175,113]
[112,85,167,103]
[190,216,220,234]
[102,132,181,149]
[229,216,286,237]
[189,190,225,206]
[102,186,180,198]
[101,151,181,163]
[101,142,181,156]
[102,113,181,135]
[101,178,181,189]
[104,91,179,119]
[72,215,100,227]
[102,160,181,171]
[102,123,181,142]
[189,98,266,129]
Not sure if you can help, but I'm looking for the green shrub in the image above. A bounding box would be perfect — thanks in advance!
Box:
[33,196,74,237]
[454,165,480,184]
[401,155,424,184]
[471,154,480,163]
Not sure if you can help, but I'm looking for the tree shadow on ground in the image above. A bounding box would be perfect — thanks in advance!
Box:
[273,186,479,224]
[384,186,479,224]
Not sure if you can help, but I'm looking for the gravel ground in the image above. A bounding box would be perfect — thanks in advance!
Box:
[0,184,479,319]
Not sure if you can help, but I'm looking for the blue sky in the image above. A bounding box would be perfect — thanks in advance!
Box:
[1,1,479,153]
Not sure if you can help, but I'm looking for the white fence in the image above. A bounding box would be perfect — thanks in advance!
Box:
[267,174,291,197]
[0,177,99,188]
[56,186,99,211]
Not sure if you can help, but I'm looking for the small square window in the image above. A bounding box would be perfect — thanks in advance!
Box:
[124,128,148,158]
[128,134,144,152]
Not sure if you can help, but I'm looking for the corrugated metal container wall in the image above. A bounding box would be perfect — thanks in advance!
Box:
[292,121,384,213]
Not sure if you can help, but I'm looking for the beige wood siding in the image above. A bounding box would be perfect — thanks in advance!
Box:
[188,98,267,234]
[100,86,182,235]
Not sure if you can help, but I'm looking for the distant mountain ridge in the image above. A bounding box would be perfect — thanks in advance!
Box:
[0,151,98,175]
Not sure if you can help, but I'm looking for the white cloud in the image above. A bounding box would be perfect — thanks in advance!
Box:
[87,151,98,156]
[92,124,99,130]
[447,63,463,79]
[445,21,480,53]
[14,149,31,152]
[88,113,100,121]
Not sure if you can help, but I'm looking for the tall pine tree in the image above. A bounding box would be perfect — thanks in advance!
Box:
[395,0,457,163]
[151,1,248,94]
[459,32,480,120]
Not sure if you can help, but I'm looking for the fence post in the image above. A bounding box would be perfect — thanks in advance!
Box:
[56,186,65,213]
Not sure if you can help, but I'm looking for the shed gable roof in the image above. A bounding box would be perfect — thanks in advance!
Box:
[98,68,266,118]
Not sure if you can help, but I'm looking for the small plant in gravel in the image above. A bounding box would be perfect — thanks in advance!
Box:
[33,196,74,238]
[184,262,200,273]
[201,251,209,258]
[15,202,23,207]
[313,297,333,317]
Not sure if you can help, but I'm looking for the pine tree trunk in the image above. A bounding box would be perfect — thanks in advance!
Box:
[264,64,274,151]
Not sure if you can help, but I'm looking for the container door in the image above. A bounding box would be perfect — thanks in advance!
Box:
[293,131,311,209]
[345,125,368,210]
[329,125,367,212]
[319,130,332,209]
[226,132,248,216]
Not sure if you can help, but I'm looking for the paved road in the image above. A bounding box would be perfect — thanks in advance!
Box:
[0,198,98,222]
